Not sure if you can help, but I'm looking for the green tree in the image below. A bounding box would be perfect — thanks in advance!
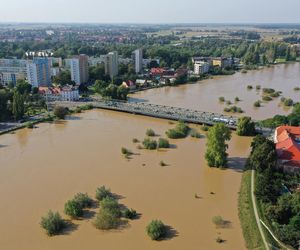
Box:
[64,199,83,219]
[236,117,256,136]
[205,123,232,167]
[12,91,25,120]
[40,210,65,236]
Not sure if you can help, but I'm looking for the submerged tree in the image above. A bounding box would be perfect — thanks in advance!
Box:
[205,123,232,167]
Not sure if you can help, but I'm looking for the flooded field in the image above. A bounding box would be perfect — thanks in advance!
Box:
[130,63,300,120]
[0,110,251,250]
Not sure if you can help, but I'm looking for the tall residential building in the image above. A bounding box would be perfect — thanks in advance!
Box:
[26,57,51,87]
[105,52,119,79]
[194,61,210,75]
[0,59,27,86]
[133,49,143,74]
[70,54,89,85]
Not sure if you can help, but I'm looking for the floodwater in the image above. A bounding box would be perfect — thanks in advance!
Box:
[130,63,300,120]
[0,110,251,250]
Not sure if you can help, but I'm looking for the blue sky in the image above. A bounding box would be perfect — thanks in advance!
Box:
[0,0,299,23]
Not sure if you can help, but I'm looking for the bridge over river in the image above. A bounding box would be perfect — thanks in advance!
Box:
[53,99,273,136]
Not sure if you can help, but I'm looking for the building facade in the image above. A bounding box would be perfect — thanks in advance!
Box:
[70,54,89,85]
[133,49,143,74]
[105,51,119,79]
[26,57,51,87]
[0,59,27,86]
[194,61,210,75]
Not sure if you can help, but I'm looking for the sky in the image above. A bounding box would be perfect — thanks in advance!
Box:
[0,0,300,24]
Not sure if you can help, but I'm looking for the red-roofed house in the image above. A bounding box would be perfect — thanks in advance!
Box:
[275,126,300,173]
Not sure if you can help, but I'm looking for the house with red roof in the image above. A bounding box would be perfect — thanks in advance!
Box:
[275,126,300,173]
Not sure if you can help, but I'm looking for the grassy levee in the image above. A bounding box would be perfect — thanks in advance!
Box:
[256,200,282,249]
[238,170,265,250]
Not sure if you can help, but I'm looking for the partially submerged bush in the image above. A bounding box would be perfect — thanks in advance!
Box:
[219,96,225,102]
[254,100,261,107]
[256,85,261,90]
[190,129,201,138]
[247,85,253,90]
[143,138,157,150]
[284,98,294,107]
[146,129,155,137]
[121,147,132,156]
[54,106,68,119]
[201,125,209,131]
[40,210,65,236]
[146,220,166,240]
[132,138,139,143]
[95,186,113,201]
[166,121,190,139]
[262,96,273,102]
[64,199,83,218]
[123,208,137,219]
[73,193,93,209]
[159,161,167,167]
[235,97,240,102]
[158,138,170,148]
[262,88,275,94]
[100,197,122,218]
[212,216,226,227]
[93,209,121,230]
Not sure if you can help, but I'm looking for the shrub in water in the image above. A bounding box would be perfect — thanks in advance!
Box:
[143,138,157,150]
[123,208,137,219]
[54,106,68,119]
[95,186,113,201]
[146,129,155,137]
[212,216,226,227]
[166,121,190,139]
[254,100,261,107]
[73,193,93,209]
[64,199,83,218]
[40,210,65,236]
[262,96,272,102]
[146,220,166,240]
[100,197,122,218]
[158,138,170,148]
[93,209,121,230]
[190,129,201,138]
[219,96,225,102]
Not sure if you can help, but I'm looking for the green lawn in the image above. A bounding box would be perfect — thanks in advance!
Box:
[238,170,265,250]
[275,58,287,63]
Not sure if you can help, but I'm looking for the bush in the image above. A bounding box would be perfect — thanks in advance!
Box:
[25,122,35,129]
[247,85,253,90]
[294,87,300,91]
[95,186,113,201]
[64,199,83,218]
[40,210,65,236]
[146,220,166,240]
[80,104,93,110]
[201,125,209,131]
[73,193,93,209]
[235,97,240,102]
[54,106,68,119]
[270,91,281,98]
[284,98,294,107]
[93,209,121,230]
[159,161,167,167]
[256,85,261,90]
[143,138,157,150]
[146,129,155,137]
[262,96,272,101]
[132,138,139,143]
[212,216,226,227]
[254,100,261,107]
[166,121,190,139]
[100,197,122,218]
[74,107,82,113]
[190,129,201,138]
[121,147,132,155]
[219,96,225,102]
[158,138,170,148]
[262,88,275,94]
[226,100,232,105]
[123,208,137,219]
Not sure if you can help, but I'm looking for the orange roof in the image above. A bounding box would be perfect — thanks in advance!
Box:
[276,126,300,167]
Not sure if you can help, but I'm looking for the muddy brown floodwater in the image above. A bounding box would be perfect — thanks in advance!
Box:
[0,110,251,250]
[130,63,300,120]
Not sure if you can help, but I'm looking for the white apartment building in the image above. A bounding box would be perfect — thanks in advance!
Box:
[194,61,210,75]
[70,54,89,85]
[0,59,27,86]
[133,49,143,73]
[61,85,79,101]
[27,57,51,87]
[105,52,118,79]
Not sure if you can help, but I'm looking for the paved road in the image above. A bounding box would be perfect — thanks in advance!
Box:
[251,170,270,250]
